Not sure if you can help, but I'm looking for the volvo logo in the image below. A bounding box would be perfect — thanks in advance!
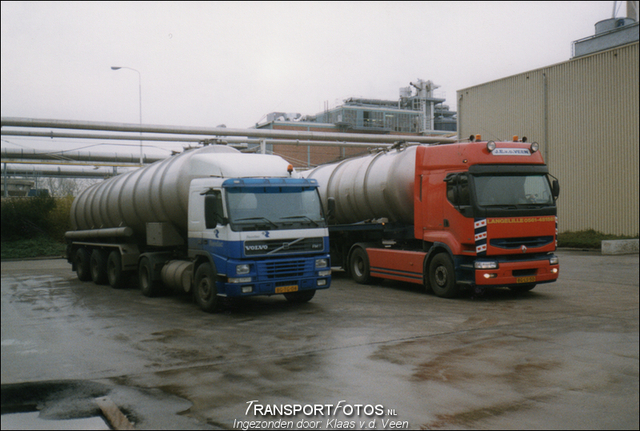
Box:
[245,245,268,251]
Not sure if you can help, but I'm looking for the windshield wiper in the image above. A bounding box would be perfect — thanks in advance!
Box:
[280,215,319,227]
[483,204,518,209]
[518,203,551,208]
[234,217,278,229]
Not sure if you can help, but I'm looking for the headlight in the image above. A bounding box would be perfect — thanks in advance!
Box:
[318,270,332,277]
[486,141,496,152]
[530,142,539,153]
[549,255,559,265]
[315,258,328,269]
[475,261,498,269]
[236,264,250,275]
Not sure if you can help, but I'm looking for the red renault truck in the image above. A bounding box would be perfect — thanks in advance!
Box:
[304,136,559,297]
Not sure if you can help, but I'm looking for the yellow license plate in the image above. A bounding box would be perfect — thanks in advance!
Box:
[275,285,298,293]
[516,276,536,284]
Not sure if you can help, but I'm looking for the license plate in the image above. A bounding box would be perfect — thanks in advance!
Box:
[275,285,298,293]
[516,276,536,284]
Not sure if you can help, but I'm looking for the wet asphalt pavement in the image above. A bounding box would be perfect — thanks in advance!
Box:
[1,250,638,429]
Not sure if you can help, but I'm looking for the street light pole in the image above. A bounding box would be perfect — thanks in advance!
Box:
[111,66,143,165]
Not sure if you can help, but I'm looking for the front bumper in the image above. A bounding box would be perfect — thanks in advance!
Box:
[474,255,559,287]
[218,254,332,297]
[222,275,331,297]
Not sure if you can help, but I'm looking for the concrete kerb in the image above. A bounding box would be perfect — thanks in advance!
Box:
[601,239,640,255]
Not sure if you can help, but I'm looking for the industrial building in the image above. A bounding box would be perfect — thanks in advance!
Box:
[313,80,457,133]
[457,7,639,236]
[256,79,456,167]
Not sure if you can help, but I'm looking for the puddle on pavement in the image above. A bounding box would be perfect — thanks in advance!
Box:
[1,380,200,430]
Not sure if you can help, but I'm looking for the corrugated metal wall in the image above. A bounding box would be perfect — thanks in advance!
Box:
[458,42,639,235]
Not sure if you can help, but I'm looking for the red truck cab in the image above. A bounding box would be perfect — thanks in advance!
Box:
[414,138,560,296]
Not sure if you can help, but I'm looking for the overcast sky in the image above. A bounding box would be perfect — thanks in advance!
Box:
[1,1,621,155]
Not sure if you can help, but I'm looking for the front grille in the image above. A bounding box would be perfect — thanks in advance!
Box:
[244,237,324,256]
[257,259,313,279]
[490,236,553,249]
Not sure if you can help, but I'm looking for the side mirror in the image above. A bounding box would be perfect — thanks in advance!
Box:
[327,197,336,221]
[552,179,560,200]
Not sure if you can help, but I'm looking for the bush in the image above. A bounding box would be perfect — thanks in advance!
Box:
[1,196,74,258]
[1,195,57,241]
[47,196,74,242]
[558,229,639,249]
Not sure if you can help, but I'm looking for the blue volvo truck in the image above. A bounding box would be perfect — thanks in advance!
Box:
[65,144,331,312]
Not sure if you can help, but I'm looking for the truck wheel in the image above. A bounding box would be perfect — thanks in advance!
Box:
[75,248,92,282]
[194,264,219,313]
[139,257,161,297]
[429,253,460,298]
[107,250,127,289]
[90,249,108,285]
[284,290,316,303]
[350,247,373,284]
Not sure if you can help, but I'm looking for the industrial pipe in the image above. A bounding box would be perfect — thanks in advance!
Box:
[1,117,457,144]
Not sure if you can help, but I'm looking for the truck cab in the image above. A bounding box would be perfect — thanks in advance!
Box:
[416,139,560,296]
[187,177,331,310]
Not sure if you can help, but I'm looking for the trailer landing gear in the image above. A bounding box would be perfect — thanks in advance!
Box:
[139,257,162,297]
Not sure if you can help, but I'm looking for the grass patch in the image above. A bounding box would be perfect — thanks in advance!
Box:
[558,229,638,249]
[1,236,66,260]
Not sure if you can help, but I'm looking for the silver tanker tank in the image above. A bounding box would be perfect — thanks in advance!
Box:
[303,145,419,225]
[70,144,293,237]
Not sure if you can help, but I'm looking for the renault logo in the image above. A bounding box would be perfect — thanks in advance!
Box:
[521,245,527,253]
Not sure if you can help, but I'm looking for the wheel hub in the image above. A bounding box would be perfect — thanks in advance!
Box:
[199,279,212,300]
[434,266,448,286]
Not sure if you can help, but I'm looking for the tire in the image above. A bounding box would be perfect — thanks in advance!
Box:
[429,253,460,298]
[194,264,219,313]
[107,250,128,289]
[350,247,373,284]
[90,249,108,285]
[139,257,161,297]
[284,289,316,303]
[75,248,92,282]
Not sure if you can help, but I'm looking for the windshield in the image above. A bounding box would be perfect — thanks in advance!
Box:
[474,175,554,207]
[226,187,325,231]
